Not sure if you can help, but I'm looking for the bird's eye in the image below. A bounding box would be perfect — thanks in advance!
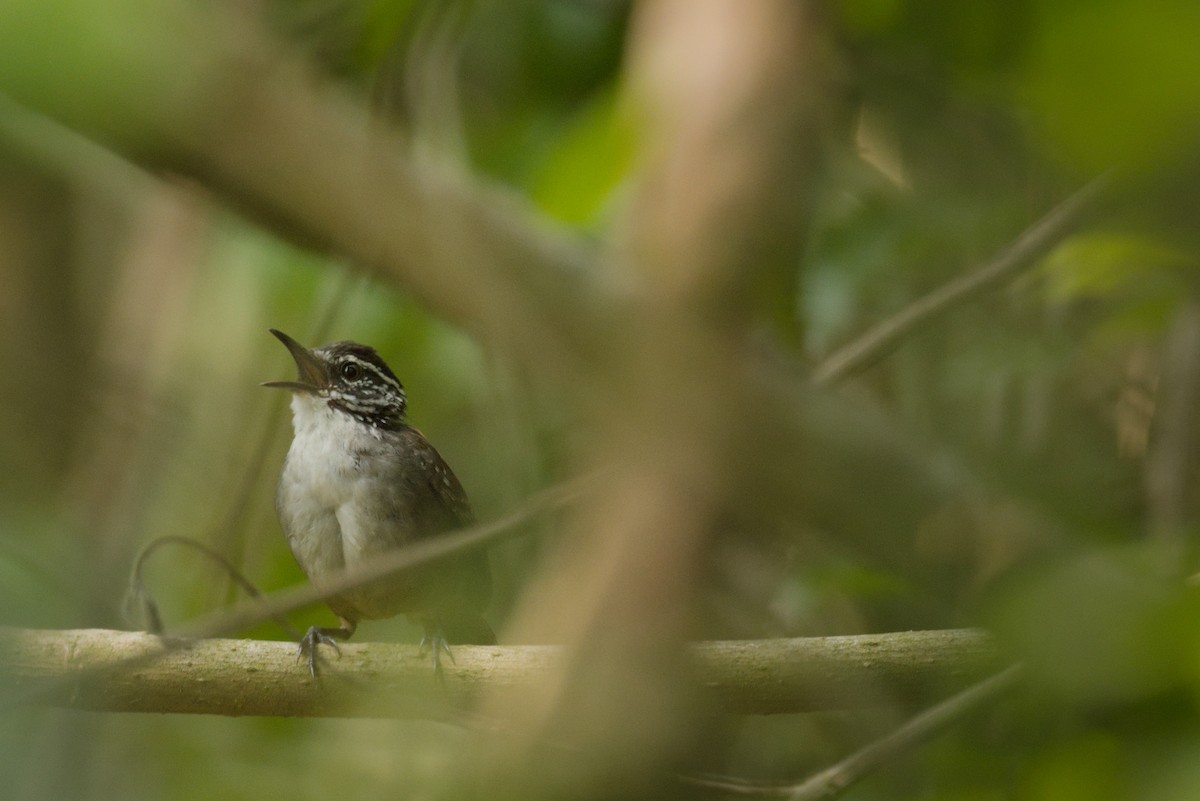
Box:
[339,362,361,380]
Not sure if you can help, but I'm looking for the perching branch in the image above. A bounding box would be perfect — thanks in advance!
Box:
[0,479,582,715]
[0,627,998,718]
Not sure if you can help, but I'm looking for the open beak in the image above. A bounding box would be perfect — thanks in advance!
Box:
[262,329,327,393]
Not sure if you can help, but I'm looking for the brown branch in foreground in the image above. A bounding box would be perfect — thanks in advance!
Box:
[0,627,997,718]
[0,6,982,577]
[0,2,612,379]
[813,175,1113,386]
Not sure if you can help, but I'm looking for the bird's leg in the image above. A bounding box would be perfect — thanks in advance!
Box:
[298,617,356,678]
[418,618,455,683]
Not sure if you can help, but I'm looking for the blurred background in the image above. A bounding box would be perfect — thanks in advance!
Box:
[3,0,1200,799]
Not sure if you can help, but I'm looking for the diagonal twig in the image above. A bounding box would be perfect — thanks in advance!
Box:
[814,175,1113,386]
[783,664,1024,800]
[169,475,588,641]
[678,664,1023,799]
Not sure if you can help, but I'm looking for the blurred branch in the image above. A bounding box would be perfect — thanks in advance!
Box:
[0,627,998,718]
[813,174,1113,385]
[0,1,976,553]
[780,664,1022,800]
[172,477,587,641]
[475,3,847,796]
[0,92,154,198]
[0,0,613,375]
[1145,300,1200,567]
[679,664,1023,799]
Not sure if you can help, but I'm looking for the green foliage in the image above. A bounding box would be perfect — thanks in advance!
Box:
[1021,0,1200,172]
[2,0,1200,799]
[529,86,636,227]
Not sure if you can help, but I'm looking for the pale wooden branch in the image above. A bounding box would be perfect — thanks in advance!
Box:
[0,627,997,718]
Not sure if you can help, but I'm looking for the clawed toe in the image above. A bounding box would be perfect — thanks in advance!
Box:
[419,628,456,683]
[298,626,347,678]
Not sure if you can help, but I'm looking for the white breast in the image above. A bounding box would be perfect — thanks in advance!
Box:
[277,393,384,581]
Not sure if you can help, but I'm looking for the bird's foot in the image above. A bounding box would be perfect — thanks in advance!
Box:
[298,625,350,678]
[418,627,455,684]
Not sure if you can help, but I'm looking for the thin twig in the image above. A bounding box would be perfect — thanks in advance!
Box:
[126,535,302,639]
[814,176,1112,385]
[784,664,1024,800]
[678,774,793,797]
[171,475,588,641]
[1144,300,1200,566]
[677,664,1023,799]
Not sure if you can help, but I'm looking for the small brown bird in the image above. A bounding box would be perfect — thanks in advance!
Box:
[263,329,493,676]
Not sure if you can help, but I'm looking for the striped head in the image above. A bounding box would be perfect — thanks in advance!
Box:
[263,329,407,430]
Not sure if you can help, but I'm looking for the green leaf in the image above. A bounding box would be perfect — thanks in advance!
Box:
[529,87,635,228]
[1021,0,1200,171]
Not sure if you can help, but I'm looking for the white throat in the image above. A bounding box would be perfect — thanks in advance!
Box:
[285,394,384,494]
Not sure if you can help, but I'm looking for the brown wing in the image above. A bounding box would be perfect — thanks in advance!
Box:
[395,425,474,533]
[392,425,491,631]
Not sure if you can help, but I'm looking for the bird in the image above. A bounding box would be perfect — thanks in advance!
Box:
[262,328,493,677]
